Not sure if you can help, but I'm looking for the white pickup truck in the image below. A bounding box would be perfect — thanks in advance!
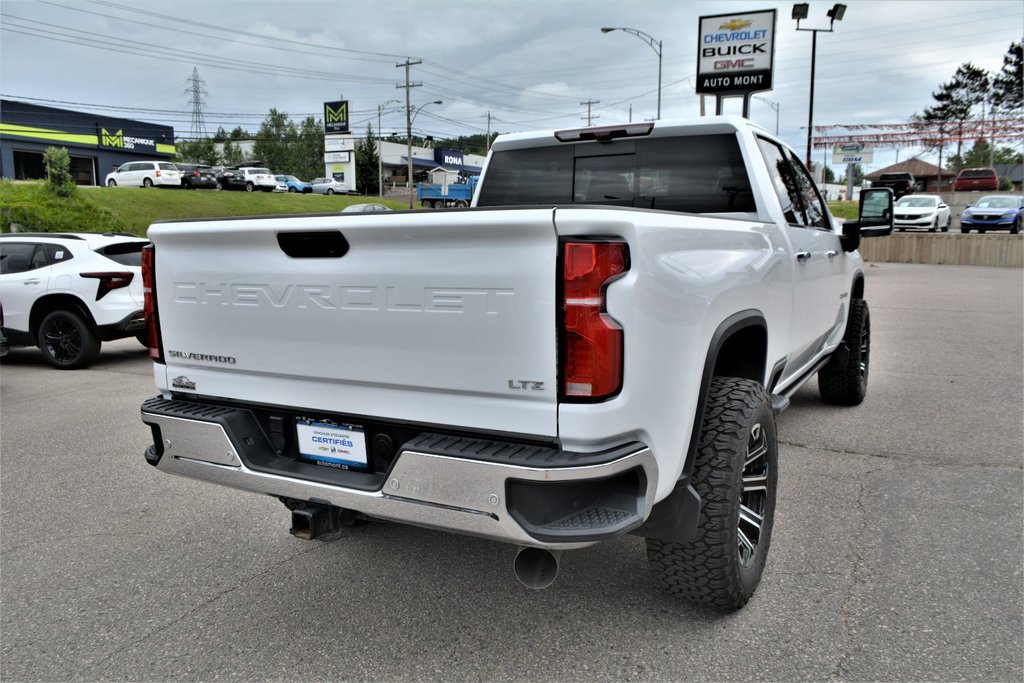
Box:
[139,117,893,609]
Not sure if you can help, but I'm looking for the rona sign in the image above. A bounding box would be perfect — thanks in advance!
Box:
[324,100,349,134]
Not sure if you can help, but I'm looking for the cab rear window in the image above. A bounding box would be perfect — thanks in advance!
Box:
[477,134,755,214]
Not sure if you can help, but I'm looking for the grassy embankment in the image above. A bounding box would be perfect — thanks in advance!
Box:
[0,180,406,236]
[1,180,862,234]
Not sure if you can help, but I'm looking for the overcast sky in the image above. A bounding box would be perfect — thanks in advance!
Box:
[1,0,1021,173]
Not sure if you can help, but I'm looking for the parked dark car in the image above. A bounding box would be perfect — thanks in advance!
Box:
[217,165,277,192]
[872,173,917,199]
[175,163,219,190]
[960,195,1024,234]
[954,167,999,192]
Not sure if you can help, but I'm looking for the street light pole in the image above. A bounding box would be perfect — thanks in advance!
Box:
[377,99,400,198]
[407,100,442,207]
[794,3,846,169]
[601,27,662,119]
[753,96,780,135]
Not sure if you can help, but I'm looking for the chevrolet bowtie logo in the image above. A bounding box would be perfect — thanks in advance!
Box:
[720,19,753,30]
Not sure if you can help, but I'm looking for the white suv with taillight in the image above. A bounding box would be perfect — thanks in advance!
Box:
[237,166,278,192]
[0,232,149,368]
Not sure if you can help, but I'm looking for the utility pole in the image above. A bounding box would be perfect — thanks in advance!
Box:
[486,111,493,152]
[396,58,422,209]
[580,99,600,127]
[184,67,208,155]
[377,99,399,197]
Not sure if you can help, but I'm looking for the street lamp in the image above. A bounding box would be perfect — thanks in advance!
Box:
[753,96,780,135]
[377,99,400,198]
[405,100,442,208]
[601,27,662,119]
[794,3,846,168]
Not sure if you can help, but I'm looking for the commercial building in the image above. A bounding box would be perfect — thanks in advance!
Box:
[0,99,176,186]
[378,140,486,188]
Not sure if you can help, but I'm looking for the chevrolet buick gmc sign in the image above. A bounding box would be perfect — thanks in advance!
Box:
[696,10,776,95]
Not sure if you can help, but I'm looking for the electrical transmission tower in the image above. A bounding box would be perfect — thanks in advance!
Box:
[184,67,209,141]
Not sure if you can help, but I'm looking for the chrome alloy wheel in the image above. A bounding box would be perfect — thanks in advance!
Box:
[738,422,769,566]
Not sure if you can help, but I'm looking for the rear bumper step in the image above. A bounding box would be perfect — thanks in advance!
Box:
[141,397,657,549]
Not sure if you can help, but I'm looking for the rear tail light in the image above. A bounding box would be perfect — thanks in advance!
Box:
[192,171,200,177]
[155,170,162,177]
[80,271,133,300]
[141,245,163,363]
[561,241,628,401]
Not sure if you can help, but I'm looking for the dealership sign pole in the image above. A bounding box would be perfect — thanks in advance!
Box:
[696,9,776,118]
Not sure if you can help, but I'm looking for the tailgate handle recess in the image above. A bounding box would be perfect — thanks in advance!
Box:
[277,231,349,258]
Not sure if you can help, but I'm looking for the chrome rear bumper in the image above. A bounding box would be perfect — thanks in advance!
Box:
[141,398,657,549]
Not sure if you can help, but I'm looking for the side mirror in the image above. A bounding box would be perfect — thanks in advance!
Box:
[840,188,894,252]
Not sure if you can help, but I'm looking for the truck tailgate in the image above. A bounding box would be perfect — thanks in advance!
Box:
[148,210,559,437]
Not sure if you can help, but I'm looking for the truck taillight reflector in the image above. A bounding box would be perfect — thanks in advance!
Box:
[562,241,627,400]
[141,245,163,363]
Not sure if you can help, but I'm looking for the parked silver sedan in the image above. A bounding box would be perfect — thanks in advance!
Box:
[310,177,348,195]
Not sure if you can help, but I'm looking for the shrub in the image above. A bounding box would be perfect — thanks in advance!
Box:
[43,146,75,197]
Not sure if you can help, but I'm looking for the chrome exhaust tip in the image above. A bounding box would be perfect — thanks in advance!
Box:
[513,546,560,590]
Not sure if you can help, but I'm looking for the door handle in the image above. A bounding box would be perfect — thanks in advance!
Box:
[795,251,811,262]
[826,250,839,260]
[23,279,40,285]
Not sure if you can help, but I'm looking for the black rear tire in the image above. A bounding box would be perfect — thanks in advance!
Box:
[37,310,101,370]
[646,377,778,610]
[107,179,117,187]
[1011,217,1020,235]
[818,299,870,405]
[143,177,153,188]
[245,182,254,192]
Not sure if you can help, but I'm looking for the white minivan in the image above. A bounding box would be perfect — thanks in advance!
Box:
[104,161,181,188]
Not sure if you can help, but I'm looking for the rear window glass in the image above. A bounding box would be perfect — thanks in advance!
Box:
[96,241,146,266]
[477,134,755,214]
[159,163,177,171]
[960,169,996,178]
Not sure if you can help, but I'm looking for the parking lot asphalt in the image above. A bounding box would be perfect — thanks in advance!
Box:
[1,262,1021,682]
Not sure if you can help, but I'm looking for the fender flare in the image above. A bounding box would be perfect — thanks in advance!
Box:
[634,309,766,542]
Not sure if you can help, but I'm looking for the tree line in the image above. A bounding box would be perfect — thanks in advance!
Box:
[915,41,1022,178]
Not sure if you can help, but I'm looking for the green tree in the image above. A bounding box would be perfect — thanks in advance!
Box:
[953,138,1024,169]
[919,63,990,169]
[355,122,380,195]
[43,146,75,196]
[212,126,229,142]
[229,126,248,141]
[289,116,324,181]
[221,140,246,167]
[176,138,220,166]
[992,41,1023,115]
[252,108,297,173]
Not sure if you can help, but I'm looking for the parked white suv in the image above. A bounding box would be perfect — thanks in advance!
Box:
[105,161,181,188]
[0,232,149,368]
[238,167,278,192]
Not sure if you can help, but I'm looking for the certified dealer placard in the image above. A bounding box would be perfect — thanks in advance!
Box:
[696,9,776,95]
